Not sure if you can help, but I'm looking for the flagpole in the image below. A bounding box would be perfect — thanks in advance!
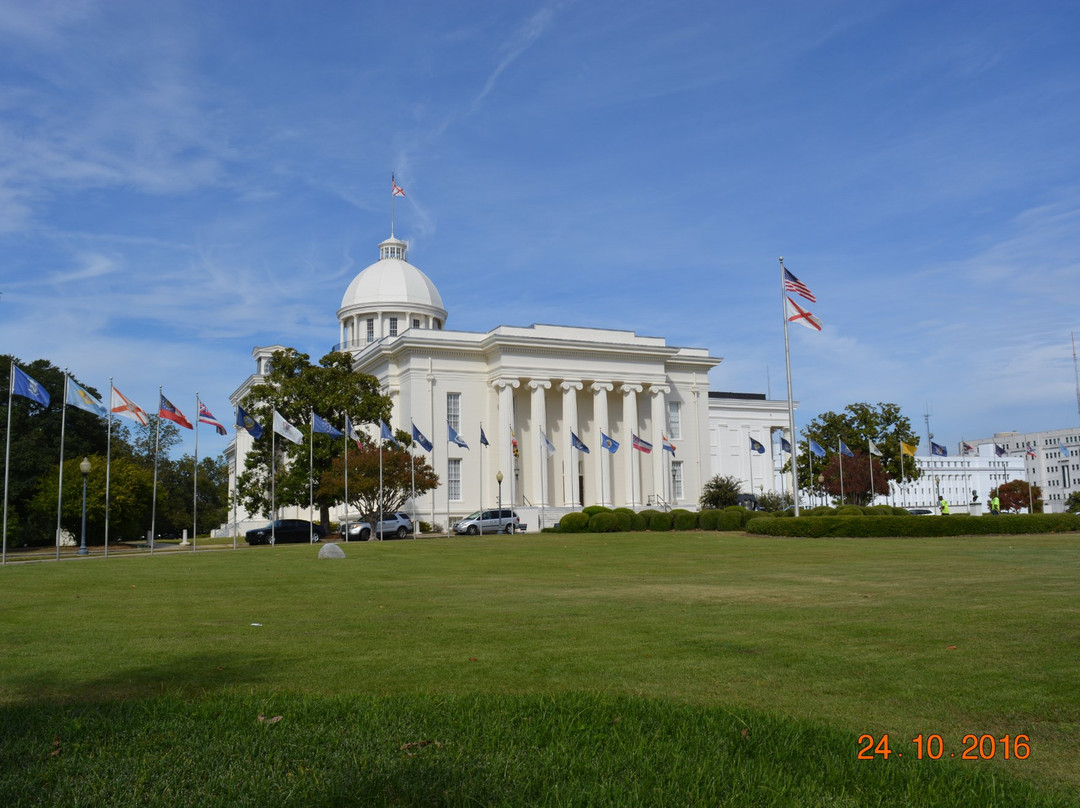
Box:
[779,258,801,516]
[271,423,276,546]
[233,407,239,551]
[749,442,756,500]
[344,418,350,542]
[867,436,874,506]
[807,438,814,508]
[477,422,482,530]
[309,408,314,543]
[105,378,113,558]
[151,386,160,555]
[838,438,846,505]
[2,360,14,565]
[57,372,69,560]
[193,393,200,551]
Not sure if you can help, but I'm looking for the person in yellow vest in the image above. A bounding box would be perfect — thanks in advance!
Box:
[991,494,1000,515]
[939,496,950,515]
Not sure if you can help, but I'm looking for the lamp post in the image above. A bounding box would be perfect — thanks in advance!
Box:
[78,457,91,556]
[496,471,504,533]
[818,473,824,508]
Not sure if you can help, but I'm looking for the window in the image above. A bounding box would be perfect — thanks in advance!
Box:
[671,461,684,500]
[366,319,374,343]
[389,317,398,337]
[447,392,461,432]
[448,458,462,501]
[667,401,682,440]
[413,318,420,329]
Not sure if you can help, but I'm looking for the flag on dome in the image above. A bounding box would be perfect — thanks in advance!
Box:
[237,405,263,439]
[312,411,342,438]
[448,424,468,449]
[783,268,816,303]
[632,434,653,453]
[601,432,619,453]
[839,439,854,458]
[392,174,405,197]
[67,377,107,417]
[273,410,303,444]
[198,401,228,435]
[411,422,433,452]
[930,441,947,457]
[11,365,50,407]
[786,297,823,331]
[160,394,193,429]
[750,437,765,454]
[809,439,826,457]
[111,386,148,425]
[572,432,590,453]
[662,435,676,454]
[541,430,556,456]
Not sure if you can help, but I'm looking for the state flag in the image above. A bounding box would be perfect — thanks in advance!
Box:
[601,432,619,453]
[994,444,1006,457]
[786,297,823,331]
[868,439,882,456]
[541,430,556,456]
[237,405,263,439]
[312,412,343,438]
[750,437,765,454]
[662,435,676,455]
[67,377,107,417]
[381,420,400,447]
[198,400,228,435]
[809,439,826,457]
[632,434,653,453]
[448,424,469,449]
[839,439,854,458]
[901,441,918,457]
[112,386,149,426]
[480,427,489,447]
[392,174,405,197]
[572,432,590,453]
[931,441,947,457]
[780,436,792,453]
[345,415,363,449]
[412,422,434,452]
[11,365,50,407]
[160,394,193,429]
[273,410,303,444]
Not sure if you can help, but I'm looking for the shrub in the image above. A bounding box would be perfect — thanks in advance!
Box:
[559,512,590,533]
[715,510,744,531]
[630,511,647,531]
[757,491,794,512]
[611,509,633,532]
[671,509,698,530]
[638,509,661,526]
[698,509,720,530]
[745,512,1080,538]
[699,475,744,509]
[648,512,673,531]
[588,512,619,533]
[582,505,613,516]
[835,506,864,517]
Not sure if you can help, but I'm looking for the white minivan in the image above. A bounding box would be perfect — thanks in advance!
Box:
[453,509,524,535]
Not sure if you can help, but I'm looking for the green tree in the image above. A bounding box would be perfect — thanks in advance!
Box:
[699,475,744,509]
[794,403,920,503]
[991,480,1043,513]
[153,454,230,538]
[1065,491,1080,514]
[124,415,183,469]
[318,442,439,519]
[757,490,793,512]
[237,348,388,524]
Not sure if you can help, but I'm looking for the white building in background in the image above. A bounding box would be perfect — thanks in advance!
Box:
[894,447,1024,513]
[968,429,1080,513]
[224,232,792,532]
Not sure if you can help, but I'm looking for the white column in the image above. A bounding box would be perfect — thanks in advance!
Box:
[561,381,583,506]
[591,382,614,507]
[650,385,670,506]
[621,384,643,507]
[493,378,520,505]
[529,379,551,505]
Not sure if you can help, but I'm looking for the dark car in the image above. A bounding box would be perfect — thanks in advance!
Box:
[246,519,326,545]
[736,493,760,511]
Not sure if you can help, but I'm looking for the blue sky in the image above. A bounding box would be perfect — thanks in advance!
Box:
[2,0,1079,459]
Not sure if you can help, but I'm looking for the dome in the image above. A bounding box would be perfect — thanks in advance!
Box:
[337,236,447,348]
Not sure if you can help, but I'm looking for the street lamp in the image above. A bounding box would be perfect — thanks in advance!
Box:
[818,473,824,508]
[78,457,91,556]
[496,471,504,533]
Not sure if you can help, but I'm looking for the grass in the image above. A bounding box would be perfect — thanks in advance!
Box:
[1,531,1078,806]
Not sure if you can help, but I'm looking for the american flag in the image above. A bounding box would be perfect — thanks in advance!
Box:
[783,268,816,303]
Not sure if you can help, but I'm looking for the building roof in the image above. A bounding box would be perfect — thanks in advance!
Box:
[338,235,446,321]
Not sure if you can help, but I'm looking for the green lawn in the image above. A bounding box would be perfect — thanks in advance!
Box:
[1,531,1078,806]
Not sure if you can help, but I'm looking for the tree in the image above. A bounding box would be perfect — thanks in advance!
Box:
[1066,491,1080,514]
[318,442,439,519]
[124,415,183,469]
[237,348,389,525]
[794,402,921,503]
[699,475,744,509]
[991,480,1043,513]
[817,451,891,507]
[757,490,793,512]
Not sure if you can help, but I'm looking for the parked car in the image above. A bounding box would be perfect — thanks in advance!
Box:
[340,512,414,540]
[736,493,760,511]
[453,508,523,535]
[905,508,933,516]
[246,519,325,545]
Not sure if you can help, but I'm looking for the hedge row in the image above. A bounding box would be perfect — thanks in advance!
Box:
[746,513,1080,538]
[557,505,768,534]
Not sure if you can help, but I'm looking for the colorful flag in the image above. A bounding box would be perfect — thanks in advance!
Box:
[237,405,263,439]
[198,401,228,435]
[783,268,816,303]
[809,439,826,457]
[392,174,405,197]
[412,422,433,452]
[868,439,882,456]
[994,444,1006,457]
[786,297,823,331]
[11,365,50,407]
[67,377,107,417]
[931,441,947,457]
[312,412,342,438]
[345,415,362,449]
[380,420,400,447]
[780,436,792,453]
[632,434,653,453]
[1026,442,1037,458]
[572,432,590,453]
[111,386,148,425]
[662,435,676,455]
[273,410,303,444]
[839,439,854,458]
[1059,441,1071,457]
[601,432,619,453]
[901,441,918,457]
[160,394,193,429]
[448,424,469,449]
[962,442,974,455]
[750,437,765,454]
[511,427,519,457]
[541,430,556,456]
[480,427,489,447]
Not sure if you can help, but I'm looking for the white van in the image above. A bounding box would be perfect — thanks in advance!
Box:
[453,509,524,535]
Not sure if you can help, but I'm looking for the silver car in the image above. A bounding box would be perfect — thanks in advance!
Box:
[341,512,414,540]
[453,509,522,535]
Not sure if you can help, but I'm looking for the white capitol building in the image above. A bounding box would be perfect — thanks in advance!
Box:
[227,232,791,530]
